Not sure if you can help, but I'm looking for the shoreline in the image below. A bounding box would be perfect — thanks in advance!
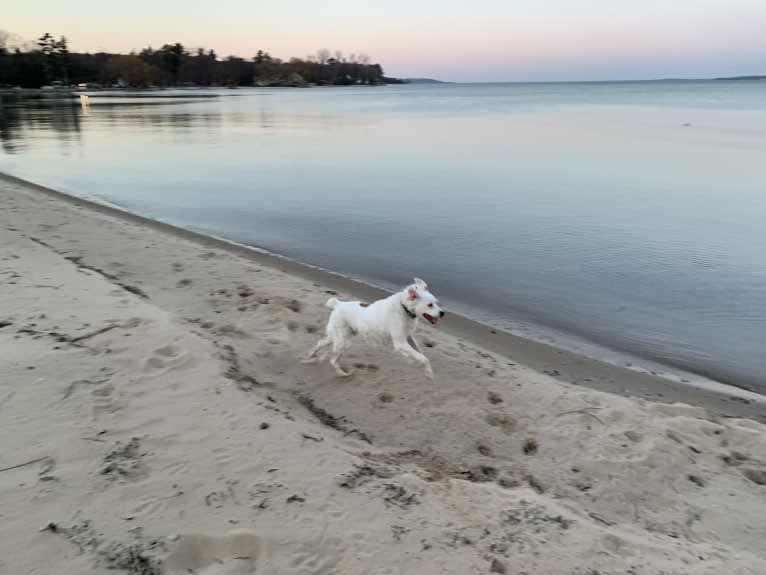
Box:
[1,171,763,421]
[0,83,401,98]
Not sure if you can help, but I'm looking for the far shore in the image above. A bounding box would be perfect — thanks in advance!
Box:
[0,81,407,97]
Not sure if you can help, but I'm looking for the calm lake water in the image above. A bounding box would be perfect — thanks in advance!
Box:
[2,82,765,392]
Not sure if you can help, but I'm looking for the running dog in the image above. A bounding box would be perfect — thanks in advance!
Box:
[303,278,445,378]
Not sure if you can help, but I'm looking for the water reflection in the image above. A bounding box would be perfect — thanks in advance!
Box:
[94,108,225,133]
[0,94,81,153]
[0,92,370,154]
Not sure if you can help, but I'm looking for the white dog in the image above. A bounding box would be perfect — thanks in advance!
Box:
[303,278,445,378]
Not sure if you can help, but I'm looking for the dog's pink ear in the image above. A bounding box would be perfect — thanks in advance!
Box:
[408,286,419,300]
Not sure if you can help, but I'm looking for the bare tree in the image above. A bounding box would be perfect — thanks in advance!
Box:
[316,48,330,65]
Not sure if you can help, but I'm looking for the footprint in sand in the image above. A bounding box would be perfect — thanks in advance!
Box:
[161,459,192,479]
[624,430,642,443]
[487,391,504,404]
[131,485,185,515]
[285,299,302,313]
[259,296,303,313]
[132,495,169,515]
[213,325,251,339]
[164,532,263,574]
[91,383,125,415]
[157,344,181,357]
[286,535,344,572]
[476,442,494,456]
[165,529,345,573]
[353,363,379,373]
[143,344,193,375]
[601,533,632,557]
[237,285,255,298]
[485,412,517,434]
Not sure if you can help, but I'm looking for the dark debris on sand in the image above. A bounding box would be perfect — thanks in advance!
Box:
[500,502,574,530]
[338,464,394,490]
[101,438,145,479]
[338,463,420,509]
[383,483,419,508]
[216,342,259,390]
[297,395,372,444]
[43,520,164,575]
[460,465,498,483]
[61,254,149,300]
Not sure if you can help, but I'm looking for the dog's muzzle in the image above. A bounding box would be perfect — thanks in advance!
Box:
[423,313,441,325]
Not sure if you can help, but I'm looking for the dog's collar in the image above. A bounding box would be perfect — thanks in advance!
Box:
[401,303,416,320]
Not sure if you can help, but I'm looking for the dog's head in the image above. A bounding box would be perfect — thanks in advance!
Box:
[405,278,445,325]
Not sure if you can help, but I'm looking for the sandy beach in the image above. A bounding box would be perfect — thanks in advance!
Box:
[1,173,765,574]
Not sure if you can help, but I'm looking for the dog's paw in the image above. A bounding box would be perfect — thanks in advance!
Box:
[424,365,434,379]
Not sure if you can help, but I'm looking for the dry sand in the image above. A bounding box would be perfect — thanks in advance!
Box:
[1,174,765,575]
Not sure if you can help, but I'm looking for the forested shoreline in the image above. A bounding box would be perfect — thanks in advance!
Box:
[0,31,403,89]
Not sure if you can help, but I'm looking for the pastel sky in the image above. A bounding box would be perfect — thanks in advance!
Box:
[5,0,765,81]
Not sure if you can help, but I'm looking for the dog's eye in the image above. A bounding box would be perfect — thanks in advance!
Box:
[428,303,433,308]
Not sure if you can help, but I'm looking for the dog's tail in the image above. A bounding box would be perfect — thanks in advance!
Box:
[325,297,339,309]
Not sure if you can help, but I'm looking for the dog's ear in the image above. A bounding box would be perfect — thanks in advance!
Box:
[413,277,428,290]
[408,286,419,300]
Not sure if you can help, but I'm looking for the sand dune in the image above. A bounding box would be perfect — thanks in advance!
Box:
[1,176,765,574]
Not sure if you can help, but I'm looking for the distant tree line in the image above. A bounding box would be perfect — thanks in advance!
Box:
[0,31,400,89]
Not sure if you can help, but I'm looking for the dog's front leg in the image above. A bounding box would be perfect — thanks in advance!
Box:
[406,335,421,352]
[393,337,434,379]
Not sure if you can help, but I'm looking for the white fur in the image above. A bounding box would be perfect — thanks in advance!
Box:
[303,278,445,378]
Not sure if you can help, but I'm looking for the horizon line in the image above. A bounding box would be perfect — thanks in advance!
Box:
[411,75,766,84]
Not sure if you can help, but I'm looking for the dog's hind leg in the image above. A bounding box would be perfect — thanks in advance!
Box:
[328,334,354,377]
[302,337,332,363]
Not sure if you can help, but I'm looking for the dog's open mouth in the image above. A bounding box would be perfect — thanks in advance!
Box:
[423,313,438,325]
